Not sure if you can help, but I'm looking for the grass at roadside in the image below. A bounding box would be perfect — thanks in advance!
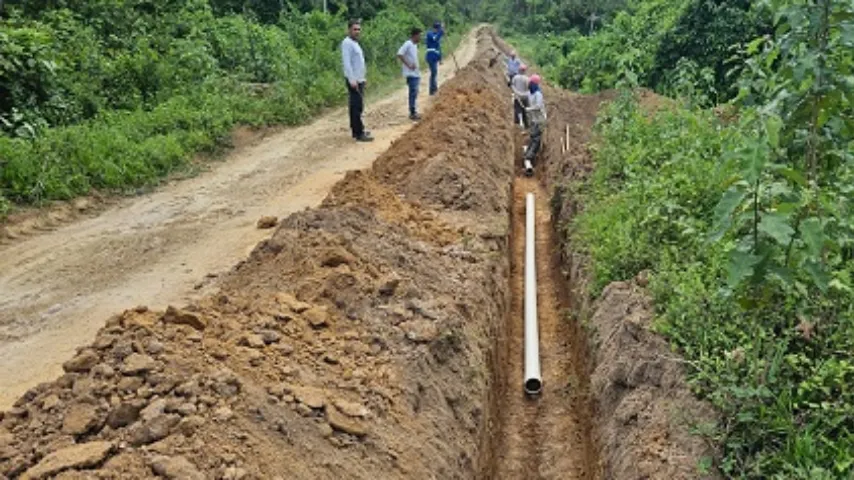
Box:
[0,8,467,220]
[568,92,854,478]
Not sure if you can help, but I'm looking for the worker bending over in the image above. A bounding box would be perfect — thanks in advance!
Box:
[425,21,444,96]
[511,64,530,128]
[524,74,546,174]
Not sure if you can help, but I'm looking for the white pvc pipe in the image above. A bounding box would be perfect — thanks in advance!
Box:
[523,159,533,177]
[524,193,542,396]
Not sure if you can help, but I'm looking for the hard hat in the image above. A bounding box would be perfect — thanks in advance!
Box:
[519,64,528,72]
[529,74,541,85]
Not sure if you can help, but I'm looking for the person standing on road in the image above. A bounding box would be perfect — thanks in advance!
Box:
[511,64,530,128]
[425,21,444,96]
[342,19,373,142]
[524,74,547,167]
[397,27,423,121]
[505,50,521,86]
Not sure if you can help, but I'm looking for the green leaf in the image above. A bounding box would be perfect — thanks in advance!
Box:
[710,185,748,241]
[758,212,795,246]
[727,250,762,287]
[799,217,824,257]
[765,114,783,148]
[775,167,808,187]
[803,260,829,293]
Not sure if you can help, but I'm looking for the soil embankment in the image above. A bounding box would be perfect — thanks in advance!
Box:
[1,28,516,479]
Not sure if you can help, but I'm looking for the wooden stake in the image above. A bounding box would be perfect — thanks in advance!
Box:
[565,124,570,152]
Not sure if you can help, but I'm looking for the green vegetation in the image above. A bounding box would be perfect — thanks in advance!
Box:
[0,0,470,216]
[504,0,769,104]
[564,0,854,477]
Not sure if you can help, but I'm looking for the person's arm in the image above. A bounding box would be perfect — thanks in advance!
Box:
[342,41,357,88]
[525,94,543,111]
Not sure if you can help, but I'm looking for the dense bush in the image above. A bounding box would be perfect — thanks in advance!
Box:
[0,1,466,210]
[571,0,854,476]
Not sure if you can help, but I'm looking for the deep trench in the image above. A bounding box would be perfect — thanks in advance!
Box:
[478,127,599,479]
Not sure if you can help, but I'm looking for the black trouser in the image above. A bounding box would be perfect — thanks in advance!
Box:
[525,123,543,164]
[347,80,365,138]
[513,97,529,128]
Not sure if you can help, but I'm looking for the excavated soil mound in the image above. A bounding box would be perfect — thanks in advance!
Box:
[0,30,516,480]
[588,281,720,479]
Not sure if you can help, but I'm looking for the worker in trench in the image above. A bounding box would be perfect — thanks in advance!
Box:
[511,64,530,128]
[505,50,521,86]
[425,21,444,96]
[397,27,423,121]
[523,74,546,175]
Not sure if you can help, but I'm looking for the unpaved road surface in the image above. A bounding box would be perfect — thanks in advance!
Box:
[0,29,479,409]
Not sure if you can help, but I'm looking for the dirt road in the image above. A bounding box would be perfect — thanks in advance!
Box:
[0,28,480,409]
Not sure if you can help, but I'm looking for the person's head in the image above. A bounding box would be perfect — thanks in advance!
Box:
[529,74,542,90]
[348,19,361,40]
[510,50,517,59]
[433,21,442,31]
[519,64,528,73]
[411,27,422,43]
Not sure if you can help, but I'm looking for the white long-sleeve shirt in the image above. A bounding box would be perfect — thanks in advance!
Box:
[341,36,366,83]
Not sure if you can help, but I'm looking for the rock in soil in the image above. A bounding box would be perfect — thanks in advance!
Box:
[62,350,100,373]
[304,307,330,329]
[20,441,113,479]
[326,406,368,437]
[333,399,370,418]
[121,353,157,375]
[162,306,207,331]
[150,455,205,480]
[291,386,326,410]
[256,216,278,229]
[61,404,102,436]
[275,293,311,313]
[106,402,142,429]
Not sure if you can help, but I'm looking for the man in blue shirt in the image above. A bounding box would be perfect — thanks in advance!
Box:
[505,50,521,86]
[425,21,444,96]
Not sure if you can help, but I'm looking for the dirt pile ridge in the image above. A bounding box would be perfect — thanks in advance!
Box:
[1,28,516,480]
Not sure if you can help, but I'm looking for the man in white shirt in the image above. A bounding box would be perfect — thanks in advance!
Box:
[341,19,372,142]
[397,28,422,121]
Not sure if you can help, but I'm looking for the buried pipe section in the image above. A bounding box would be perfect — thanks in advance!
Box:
[524,192,543,396]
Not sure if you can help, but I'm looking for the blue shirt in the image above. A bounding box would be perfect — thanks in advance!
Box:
[426,29,443,61]
[506,57,521,76]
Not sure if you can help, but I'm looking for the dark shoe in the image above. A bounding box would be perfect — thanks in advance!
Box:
[355,133,374,142]
[409,113,422,121]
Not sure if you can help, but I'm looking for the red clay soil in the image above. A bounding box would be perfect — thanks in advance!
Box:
[0,28,517,480]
